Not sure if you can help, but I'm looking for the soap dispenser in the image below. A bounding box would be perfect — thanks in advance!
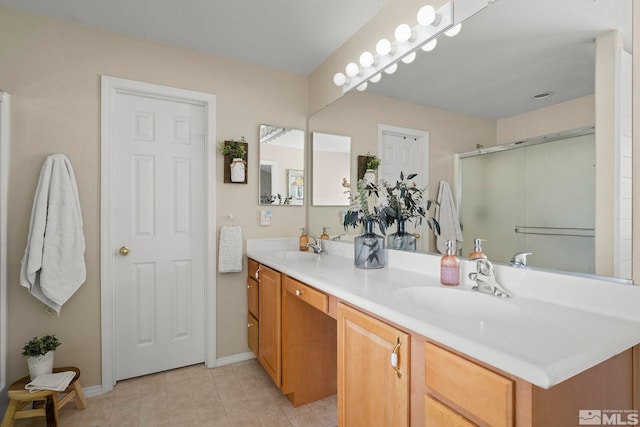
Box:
[440,240,459,286]
[468,238,487,259]
[320,227,330,240]
[299,227,309,252]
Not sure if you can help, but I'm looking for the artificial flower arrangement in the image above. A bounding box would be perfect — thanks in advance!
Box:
[345,172,437,266]
[343,172,439,234]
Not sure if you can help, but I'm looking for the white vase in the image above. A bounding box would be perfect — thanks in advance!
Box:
[27,351,54,380]
[230,158,245,182]
[363,169,376,185]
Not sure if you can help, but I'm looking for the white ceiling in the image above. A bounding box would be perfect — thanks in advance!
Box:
[0,0,389,75]
[0,0,632,120]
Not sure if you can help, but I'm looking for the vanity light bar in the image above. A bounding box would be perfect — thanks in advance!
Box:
[337,1,454,93]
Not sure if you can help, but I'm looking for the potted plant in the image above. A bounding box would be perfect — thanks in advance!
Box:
[344,179,395,269]
[363,153,381,185]
[22,335,61,379]
[218,138,247,182]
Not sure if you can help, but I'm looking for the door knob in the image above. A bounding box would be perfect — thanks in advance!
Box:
[119,246,131,256]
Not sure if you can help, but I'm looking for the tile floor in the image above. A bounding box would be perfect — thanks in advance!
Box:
[12,359,337,427]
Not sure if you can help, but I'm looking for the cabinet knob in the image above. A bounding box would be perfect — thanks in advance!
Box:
[295,289,304,296]
[255,266,261,280]
[248,322,255,328]
[247,284,255,289]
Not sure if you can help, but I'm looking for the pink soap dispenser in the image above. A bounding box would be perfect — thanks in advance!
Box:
[440,240,459,286]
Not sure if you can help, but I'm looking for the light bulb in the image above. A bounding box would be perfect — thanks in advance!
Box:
[384,63,398,74]
[359,51,375,68]
[369,73,382,83]
[356,82,368,92]
[445,23,462,37]
[333,72,347,87]
[345,62,360,78]
[401,51,416,64]
[376,38,392,56]
[395,24,413,43]
[421,39,437,52]
[416,5,437,26]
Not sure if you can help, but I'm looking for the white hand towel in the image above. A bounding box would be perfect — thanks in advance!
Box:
[435,180,464,254]
[218,225,243,273]
[20,154,86,314]
[25,371,75,393]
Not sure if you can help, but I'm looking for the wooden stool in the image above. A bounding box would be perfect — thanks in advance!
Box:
[1,366,88,427]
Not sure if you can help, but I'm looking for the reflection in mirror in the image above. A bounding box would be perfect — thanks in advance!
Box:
[307,0,632,280]
[459,129,604,276]
[312,132,351,206]
[259,124,304,206]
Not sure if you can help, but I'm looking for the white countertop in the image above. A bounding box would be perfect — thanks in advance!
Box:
[246,238,640,389]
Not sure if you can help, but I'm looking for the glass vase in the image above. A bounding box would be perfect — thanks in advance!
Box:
[387,219,417,251]
[354,220,386,269]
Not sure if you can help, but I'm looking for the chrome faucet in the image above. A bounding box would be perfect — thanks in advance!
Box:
[510,252,532,267]
[306,237,327,254]
[468,258,512,298]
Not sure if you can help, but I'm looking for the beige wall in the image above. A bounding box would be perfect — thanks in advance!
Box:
[497,95,595,145]
[0,6,308,387]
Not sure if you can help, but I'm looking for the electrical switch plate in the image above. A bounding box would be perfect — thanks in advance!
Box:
[260,209,272,226]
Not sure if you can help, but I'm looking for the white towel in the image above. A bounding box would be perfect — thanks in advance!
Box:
[20,154,86,314]
[218,225,243,273]
[25,371,75,393]
[435,180,464,254]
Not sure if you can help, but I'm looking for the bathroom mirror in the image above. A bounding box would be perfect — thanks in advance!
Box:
[311,132,351,206]
[307,0,632,279]
[259,124,305,206]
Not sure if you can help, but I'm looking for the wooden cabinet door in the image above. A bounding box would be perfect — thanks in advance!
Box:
[247,313,259,357]
[247,276,259,318]
[338,303,410,427]
[258,265,281,387]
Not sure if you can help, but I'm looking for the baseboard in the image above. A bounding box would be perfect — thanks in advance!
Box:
[215,352,256,367]
[83,384,105,398]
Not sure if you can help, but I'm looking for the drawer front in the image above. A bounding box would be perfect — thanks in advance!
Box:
[283,276,328,313]
[248,258,259,280]
[247,277,259,317]
[425,394,476,427]
[425,342,514,427]
[247,313,259,357]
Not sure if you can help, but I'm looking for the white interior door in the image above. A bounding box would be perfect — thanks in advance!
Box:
[378,124,429,250]
[112,91,206,380]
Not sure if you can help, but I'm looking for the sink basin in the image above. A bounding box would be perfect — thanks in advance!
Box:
[270,251,320,261]
[393,286,520,321]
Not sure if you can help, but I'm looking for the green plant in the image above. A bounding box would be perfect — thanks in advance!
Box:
[384,172,440,234]
[21,335,61,357]
[217,138,246,159]
[365,153,381,170]
[343,179,394,234]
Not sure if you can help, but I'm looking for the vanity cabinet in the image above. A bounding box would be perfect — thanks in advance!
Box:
[247,259,336,406]
[337,303,410,427]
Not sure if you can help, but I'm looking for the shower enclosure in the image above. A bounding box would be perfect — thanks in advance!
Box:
[459,131,596,274]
